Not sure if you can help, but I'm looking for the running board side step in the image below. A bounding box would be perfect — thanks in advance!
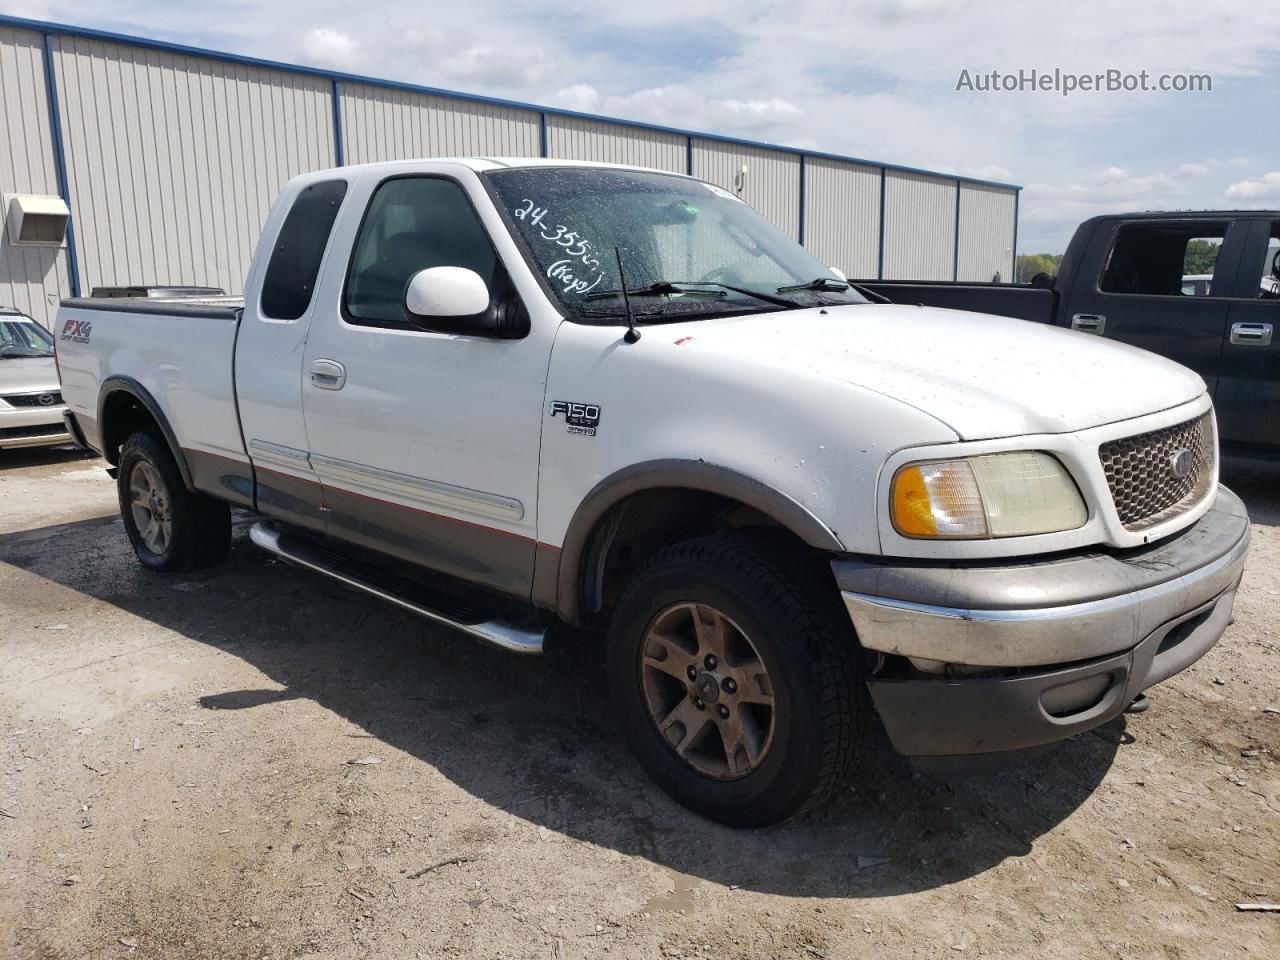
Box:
[248,522,544,655]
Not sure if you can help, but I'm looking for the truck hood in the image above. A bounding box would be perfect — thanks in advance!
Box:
[1,356,60,394]
[668,303,1206,440]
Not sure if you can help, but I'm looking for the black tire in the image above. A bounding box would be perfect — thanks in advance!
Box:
[117,430,230,572]
[606,534,868,827]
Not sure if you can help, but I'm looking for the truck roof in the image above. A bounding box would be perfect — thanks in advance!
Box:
[1090,209,1280,220]
[285,157,696,189]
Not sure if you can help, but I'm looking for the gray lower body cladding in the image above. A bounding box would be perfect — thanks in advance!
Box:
[832,486,1250,760]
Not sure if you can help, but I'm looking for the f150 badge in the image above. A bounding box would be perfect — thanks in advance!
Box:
[549,400,601,437]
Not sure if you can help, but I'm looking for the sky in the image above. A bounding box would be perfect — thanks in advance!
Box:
[4,0,1278,253]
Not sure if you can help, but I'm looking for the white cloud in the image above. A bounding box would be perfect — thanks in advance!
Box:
[551,83,601,114]
[1226,172,1280,201]
[1177,161,1217,177]
[300,27,357,67]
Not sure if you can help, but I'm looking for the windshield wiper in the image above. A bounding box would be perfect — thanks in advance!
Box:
[586,281,726,301]
[776,277,850,294]
[665,281,802,309]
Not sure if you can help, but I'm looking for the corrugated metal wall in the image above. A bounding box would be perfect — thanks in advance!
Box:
[958,183,1017,283]
[803,158,881,277]
[0,25,70,326]
[340,82,540,165]
[546,115,685,173]
[882,170,957,281]
[692,139,801,239]
[51,34,335,297]
[0,17,1019,326]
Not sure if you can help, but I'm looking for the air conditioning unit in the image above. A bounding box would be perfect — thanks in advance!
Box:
[4,194,70,247]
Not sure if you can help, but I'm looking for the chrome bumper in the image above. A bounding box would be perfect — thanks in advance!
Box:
[833,486,1251,760]
[836,486,1250,668]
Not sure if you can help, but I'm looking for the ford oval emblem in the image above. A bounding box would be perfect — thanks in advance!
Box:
[1169,448,1194,480]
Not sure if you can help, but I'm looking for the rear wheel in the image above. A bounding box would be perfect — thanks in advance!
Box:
[607,534,868,827]
[117,431,230,572]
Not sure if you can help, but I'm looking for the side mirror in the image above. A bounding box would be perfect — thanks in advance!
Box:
[1030,272,1056,290]
[401,266,531,339]
[828,266,848,282]
[404,266,491,320]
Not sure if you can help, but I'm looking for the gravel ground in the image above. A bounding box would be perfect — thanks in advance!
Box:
[1,446,1276,960]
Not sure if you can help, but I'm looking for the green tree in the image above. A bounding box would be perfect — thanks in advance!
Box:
[1016,253,1064,283]
[1183,239,1220,276]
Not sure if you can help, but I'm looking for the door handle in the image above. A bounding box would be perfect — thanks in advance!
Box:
[309,358,346,390]
[1229,322,1273,347]
[1071,313,1106,334]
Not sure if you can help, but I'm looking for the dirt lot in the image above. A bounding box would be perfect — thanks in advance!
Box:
[1,447,1276,960]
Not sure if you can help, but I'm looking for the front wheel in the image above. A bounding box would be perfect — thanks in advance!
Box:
[117,431,231,572]
[606,535,868,827]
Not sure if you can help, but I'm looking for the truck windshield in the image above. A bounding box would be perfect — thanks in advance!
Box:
[0,316,54,358]
[484,167,866,323]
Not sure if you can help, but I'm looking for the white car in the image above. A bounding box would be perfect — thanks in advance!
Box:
[54,159,1250,826]
[0,309,71,449]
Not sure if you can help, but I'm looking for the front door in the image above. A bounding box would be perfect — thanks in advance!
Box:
[1065,218,1248,392]
[300,173,552,598]
[1215,218,1280,452]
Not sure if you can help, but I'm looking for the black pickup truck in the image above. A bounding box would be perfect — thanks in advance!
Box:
[858,211,1280,459]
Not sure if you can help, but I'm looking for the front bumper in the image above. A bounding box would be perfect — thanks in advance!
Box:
[834,486,1250,759]
[0,405,72,449]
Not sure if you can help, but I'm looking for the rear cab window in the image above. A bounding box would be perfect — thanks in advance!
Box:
[260,179,349,320]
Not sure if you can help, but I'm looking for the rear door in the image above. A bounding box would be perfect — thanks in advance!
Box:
[1064,218,1248,391]
[1215,217,1280,452]
[235,178,350,530]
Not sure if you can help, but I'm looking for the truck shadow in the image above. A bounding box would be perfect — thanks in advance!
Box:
[0,445,97,470]
[0,512,1124,898]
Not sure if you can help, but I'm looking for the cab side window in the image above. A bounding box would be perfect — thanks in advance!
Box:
[344,177,498,328]
[1099,221,1228,297]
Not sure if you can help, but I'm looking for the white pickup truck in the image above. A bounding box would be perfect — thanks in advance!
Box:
[55,158,1250,826]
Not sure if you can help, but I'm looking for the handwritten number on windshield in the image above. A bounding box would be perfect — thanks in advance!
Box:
[515,198,604,291]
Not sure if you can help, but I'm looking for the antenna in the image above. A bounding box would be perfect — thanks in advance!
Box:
[614,247,641,344]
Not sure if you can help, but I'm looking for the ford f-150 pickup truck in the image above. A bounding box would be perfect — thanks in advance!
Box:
[55,159,1251,826]
[857,211,1280,461]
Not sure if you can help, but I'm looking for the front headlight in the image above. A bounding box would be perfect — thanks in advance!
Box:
[891,451,1087,539]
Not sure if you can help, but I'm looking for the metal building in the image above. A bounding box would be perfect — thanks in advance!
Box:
[0,14,1020,329]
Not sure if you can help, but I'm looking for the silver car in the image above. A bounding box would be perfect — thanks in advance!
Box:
[0,310,71,450]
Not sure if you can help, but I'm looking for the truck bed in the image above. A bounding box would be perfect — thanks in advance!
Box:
[55,296,248,472]
[854,280,1057,324]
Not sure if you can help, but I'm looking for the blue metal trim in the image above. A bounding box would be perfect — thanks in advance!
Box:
[798,155,806,246]
[539,112,548,158]
[877,168,887,280]
[953,180,961,281]
[332,79,345,166]
[0,13,1021,192]
[41,32,79,297]
[686,136,693,176]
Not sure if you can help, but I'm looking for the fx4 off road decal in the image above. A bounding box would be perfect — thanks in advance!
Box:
[549,400,601,437]
[60,318,92,344]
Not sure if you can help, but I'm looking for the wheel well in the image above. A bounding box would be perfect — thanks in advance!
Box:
[100,390,162,466]
[576,488,817,622]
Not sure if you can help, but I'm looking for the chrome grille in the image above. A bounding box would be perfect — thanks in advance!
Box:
[1099,413,1215,531]
[2,391,62,407]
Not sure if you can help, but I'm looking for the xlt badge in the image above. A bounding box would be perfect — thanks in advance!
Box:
[549,400,601,436]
